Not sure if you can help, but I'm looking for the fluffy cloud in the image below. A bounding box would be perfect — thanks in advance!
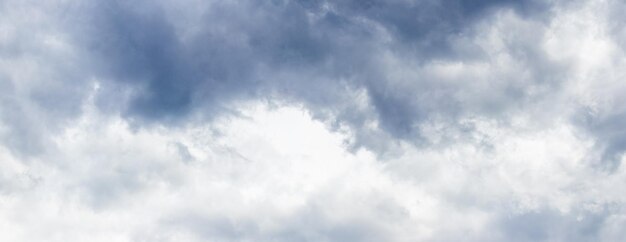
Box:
[2,99,625,241]
[2,0,626,241]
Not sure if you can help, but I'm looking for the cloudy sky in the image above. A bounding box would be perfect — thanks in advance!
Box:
[2,0,626,241]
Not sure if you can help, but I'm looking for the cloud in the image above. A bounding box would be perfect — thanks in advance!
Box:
[0,0,572,154]
[63,0,562,152]
[1,102,625,241]
[2,0,626,241]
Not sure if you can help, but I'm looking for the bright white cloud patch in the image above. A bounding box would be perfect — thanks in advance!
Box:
[0,98,625,241]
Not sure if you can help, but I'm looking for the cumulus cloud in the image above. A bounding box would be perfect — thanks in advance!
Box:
[2,0,626,241]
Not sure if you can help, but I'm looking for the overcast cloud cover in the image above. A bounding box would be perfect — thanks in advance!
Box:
[2,0,626,241]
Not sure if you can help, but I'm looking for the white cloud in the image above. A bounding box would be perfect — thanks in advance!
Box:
[1,96,625,241]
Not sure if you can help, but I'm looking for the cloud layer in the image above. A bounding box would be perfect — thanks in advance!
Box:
[2,0,626,241]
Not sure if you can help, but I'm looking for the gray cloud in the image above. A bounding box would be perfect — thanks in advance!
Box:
[65,0,562,153]
[3,0,626,241]
[0,0,572,156]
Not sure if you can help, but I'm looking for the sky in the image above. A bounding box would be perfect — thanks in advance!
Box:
[1,0,626,241]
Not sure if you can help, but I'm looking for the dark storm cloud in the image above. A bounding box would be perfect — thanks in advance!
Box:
[74,0,558,154]
[0,0,559,157]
